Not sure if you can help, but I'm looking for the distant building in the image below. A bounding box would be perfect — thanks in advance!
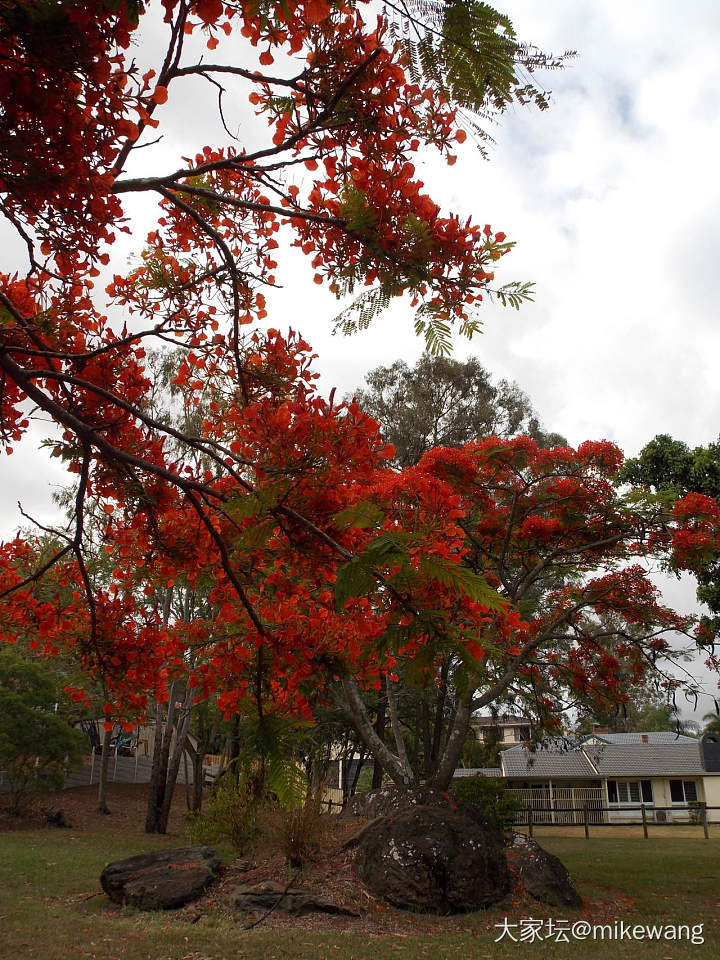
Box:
[470,713,532,747]
[455,732,720,824]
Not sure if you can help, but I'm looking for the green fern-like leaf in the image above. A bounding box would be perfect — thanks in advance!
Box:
[332,500,384,530]
[334,531,420,611]
[417,556,505,609]
[334,557,378,612]
[388,1,574,124]
[490,280,535,310]
[332,287,392,337]
[414,303,453,356]
[265,756,307,809]
[338,184,378,236]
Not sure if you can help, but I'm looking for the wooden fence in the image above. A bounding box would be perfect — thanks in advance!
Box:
[516,804,720,839]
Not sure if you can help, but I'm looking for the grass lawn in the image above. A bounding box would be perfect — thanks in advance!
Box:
[1,794,719,960]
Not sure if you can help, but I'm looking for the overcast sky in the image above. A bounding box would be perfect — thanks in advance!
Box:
[2,0,719,718]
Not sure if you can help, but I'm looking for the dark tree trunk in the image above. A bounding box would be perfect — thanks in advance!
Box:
[421,699,432,778]
[226,714,241,786]
[144,702,166,832]
[190,750,204,813]
[155,691,192,833]
[339,669,482,796]
[371,695,387,789]
[145,702,168,833]
[428,658,451,777]
[145,589,173,833]
[145,674,196,835]
[184,707,219,813]
[430,686,475,792]
[96,725,112,814]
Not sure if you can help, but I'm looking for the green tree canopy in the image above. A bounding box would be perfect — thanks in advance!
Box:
[577,693,697,736]
[702,711,720,735]
[0,647,85,815]
[352,353,565,468]
[621,435,720,617]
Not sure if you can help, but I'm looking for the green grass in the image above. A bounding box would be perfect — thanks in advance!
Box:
[0,827,718,959]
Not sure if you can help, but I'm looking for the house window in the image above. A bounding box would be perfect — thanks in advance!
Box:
[669,780,699,804]
[608,780,653,804]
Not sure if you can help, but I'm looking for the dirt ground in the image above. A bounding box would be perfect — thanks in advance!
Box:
[0,781,190,837]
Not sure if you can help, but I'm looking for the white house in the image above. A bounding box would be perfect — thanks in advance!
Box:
[457,732,720,824]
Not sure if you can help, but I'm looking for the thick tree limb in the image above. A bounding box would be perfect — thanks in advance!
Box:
[340,677,414,788]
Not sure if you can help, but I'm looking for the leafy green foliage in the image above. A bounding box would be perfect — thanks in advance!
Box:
[390,1,574,125]
[187,781,262,853]
[416,556,505,609]
[413,302,457,357]
[332,287,392,338]
[622,434,720,620]
[226,711,310,809]
[702,711,720,735]
[338,184,379,236]
[401,214,434,266]
[622,435,720,502]
[334,530,504,614]
[332,500,385,531]
[490,280,535,310]
[0,648,86,815]
[263,754,308,810]
[333,556,378,613]
[451,773,521,831]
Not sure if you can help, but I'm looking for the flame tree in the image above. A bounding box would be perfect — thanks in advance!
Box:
[1,2,716,797]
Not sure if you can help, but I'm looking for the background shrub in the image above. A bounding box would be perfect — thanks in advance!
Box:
[451,774,521,832]
[187,782,262,853]
[0,648,85,815]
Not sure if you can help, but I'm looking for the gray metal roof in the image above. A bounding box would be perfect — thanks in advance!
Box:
[584,732,696,745]
[584,742,706,777]
[453,767,503,778]
[501,746,597,779]
[500,740,710,780]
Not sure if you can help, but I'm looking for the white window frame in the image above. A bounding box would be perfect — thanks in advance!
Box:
[607,779,654,805]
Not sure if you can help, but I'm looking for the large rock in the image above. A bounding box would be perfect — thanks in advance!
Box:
[355,802,510,913]
[100,845,221,910]
[342,786,455,820]
[507,833,582,908]
[342,787,400,820]
[231,881,360,917]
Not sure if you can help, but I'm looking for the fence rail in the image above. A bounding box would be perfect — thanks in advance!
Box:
[516,803,720,839]
[508,786,606,824]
